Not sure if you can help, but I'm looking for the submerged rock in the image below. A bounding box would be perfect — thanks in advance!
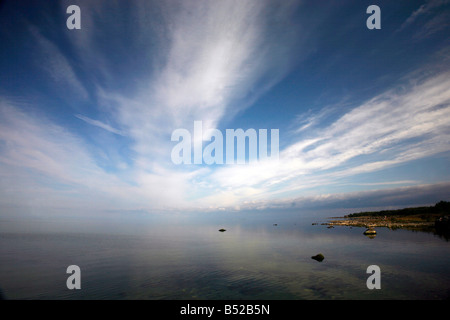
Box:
[311,253,325,262]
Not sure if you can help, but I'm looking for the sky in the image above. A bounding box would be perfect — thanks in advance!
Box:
[0,0,449,219]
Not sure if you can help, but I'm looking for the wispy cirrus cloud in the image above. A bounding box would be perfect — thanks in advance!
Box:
[191,69,450,210]
[75,114,125,136]
[397,0,450,36]
[29,26,89,99]
[0,100,197,213]
[88,0,309,179]
[1,1,449,217]
[413,10,450,39]
[1,0,311,214]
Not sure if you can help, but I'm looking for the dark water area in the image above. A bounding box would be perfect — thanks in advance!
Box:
[0,211,449,300]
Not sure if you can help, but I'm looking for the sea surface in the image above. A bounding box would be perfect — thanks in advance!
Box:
[0,211,449,300]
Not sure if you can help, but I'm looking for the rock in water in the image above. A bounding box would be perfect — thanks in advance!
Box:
[218,229,226,232]
[311,253,325,262]
[364,228,376,235]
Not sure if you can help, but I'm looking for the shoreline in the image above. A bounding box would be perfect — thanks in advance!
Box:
[316,201,450,236]
[321,215,437,231]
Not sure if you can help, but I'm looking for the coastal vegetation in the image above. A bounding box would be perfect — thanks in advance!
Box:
[346,201,450,218]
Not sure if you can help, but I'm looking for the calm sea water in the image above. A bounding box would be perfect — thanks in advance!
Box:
[0,211,449,300]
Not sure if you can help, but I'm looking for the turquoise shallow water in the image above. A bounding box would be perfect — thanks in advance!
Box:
[0,212,449,300]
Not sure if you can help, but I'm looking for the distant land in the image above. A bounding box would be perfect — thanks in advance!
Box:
[345,201,450,218]
[321,201,450,235]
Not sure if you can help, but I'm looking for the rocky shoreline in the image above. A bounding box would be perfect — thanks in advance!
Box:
[321,216,436,231]
[317,201,450,234]
[311,201,450,239]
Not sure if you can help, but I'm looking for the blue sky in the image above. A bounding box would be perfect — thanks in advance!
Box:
[0,0,449,217]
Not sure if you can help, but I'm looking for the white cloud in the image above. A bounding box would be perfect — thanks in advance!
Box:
[75,114,125,136]
[29,26,89,99]
[4,68,447,213]
[97,0,305,164]
[1,1,449,216]
[0,101,195,213]
[2,0,310,214]
[192,70,450,210]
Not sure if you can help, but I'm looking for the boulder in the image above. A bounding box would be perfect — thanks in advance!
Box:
[311,253,325,262]
[363,228,376,235]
